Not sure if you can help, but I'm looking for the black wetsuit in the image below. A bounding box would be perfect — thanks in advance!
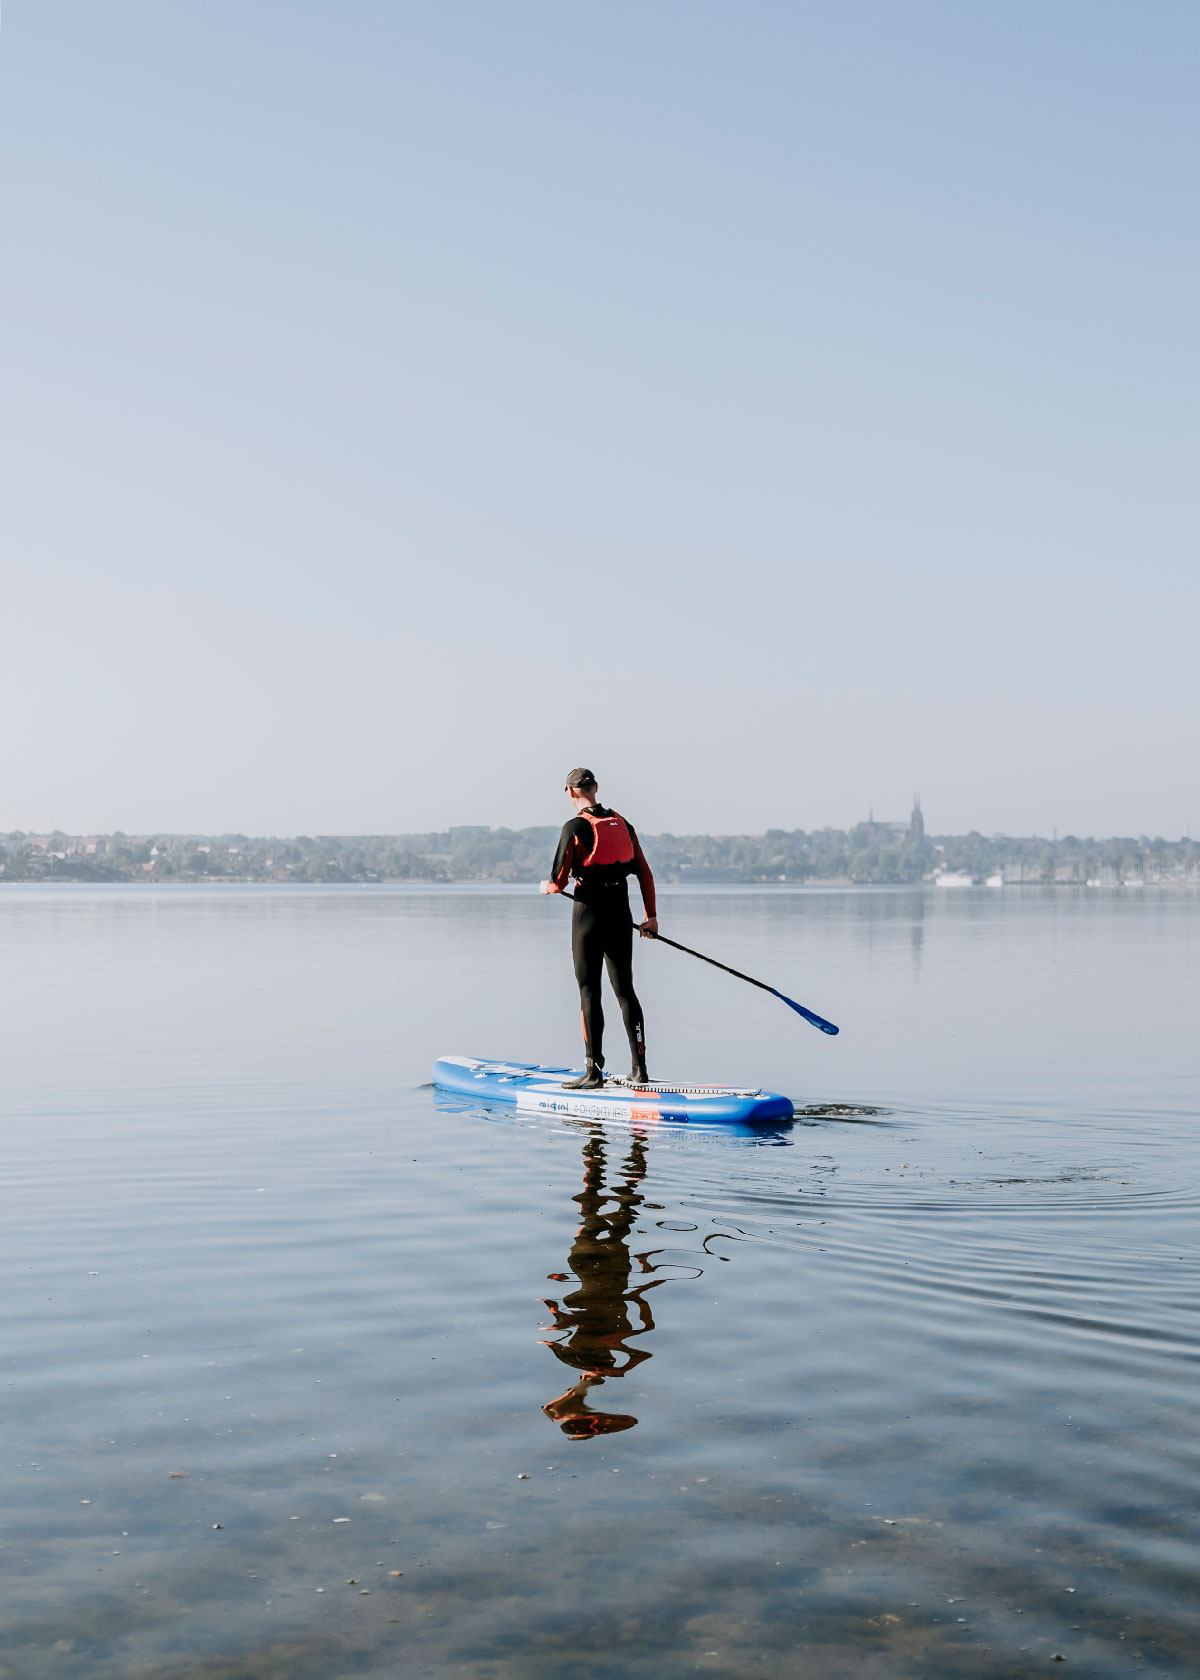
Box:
[550,806,656,1071]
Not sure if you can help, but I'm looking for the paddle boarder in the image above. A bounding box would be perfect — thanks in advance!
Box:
[540,768,658,1089]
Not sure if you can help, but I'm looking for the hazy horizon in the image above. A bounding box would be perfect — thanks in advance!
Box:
[4,812,1194,844]
[3,3,1197,839]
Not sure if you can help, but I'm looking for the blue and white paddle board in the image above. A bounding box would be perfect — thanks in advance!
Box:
[432,1055,794,1124]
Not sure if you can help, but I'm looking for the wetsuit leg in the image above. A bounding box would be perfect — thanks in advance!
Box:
[600,896,646,1069]
[571,897,606,1066]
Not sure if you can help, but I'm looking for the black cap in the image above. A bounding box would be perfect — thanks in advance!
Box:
[565,767,597,790]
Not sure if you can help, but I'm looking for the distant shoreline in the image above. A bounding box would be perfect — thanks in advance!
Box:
[3,826,1196,889]
[4,877,1196,889]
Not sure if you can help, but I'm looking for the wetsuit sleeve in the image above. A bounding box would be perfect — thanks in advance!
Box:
[628,825,657,919]
[549,820,584,891]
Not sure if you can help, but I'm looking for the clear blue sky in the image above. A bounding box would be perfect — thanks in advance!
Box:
[2,2,1196,837]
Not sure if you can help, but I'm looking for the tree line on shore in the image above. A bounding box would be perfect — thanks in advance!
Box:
[2,826,1196,885]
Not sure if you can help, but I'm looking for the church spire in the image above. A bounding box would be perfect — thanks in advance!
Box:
[910,795,925,845]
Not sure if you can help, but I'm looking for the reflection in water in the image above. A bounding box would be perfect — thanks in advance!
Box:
[910,888,925,973]
[540,1128,662,1438]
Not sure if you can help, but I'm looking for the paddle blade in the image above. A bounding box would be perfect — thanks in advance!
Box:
[772,990,839,1035]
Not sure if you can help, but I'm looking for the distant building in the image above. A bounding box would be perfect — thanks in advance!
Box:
[855,800,925,845]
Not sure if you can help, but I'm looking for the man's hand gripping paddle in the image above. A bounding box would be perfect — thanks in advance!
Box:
[554,888,839,1037]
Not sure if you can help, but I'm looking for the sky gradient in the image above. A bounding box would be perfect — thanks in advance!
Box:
[2,2,1197,837]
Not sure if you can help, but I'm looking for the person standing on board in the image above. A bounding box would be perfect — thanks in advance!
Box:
[540,768,658,1090]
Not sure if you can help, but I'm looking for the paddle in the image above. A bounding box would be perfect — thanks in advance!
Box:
[558,890,839,1036]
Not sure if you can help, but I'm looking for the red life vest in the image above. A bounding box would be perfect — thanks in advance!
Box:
[579,808,635,870]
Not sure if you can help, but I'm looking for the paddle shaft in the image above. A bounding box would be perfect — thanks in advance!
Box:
[648,928,775,995]
[558,889,838,1035]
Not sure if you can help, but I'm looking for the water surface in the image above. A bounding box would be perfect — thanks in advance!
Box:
[1,884,1198,1677]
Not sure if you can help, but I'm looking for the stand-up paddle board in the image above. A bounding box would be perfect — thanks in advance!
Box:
[432,1056,794,1124]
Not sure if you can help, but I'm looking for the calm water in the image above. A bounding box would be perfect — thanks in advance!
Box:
[1,883,1198,1679]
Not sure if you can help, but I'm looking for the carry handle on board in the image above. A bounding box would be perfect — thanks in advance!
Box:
[558,889,839,1037]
